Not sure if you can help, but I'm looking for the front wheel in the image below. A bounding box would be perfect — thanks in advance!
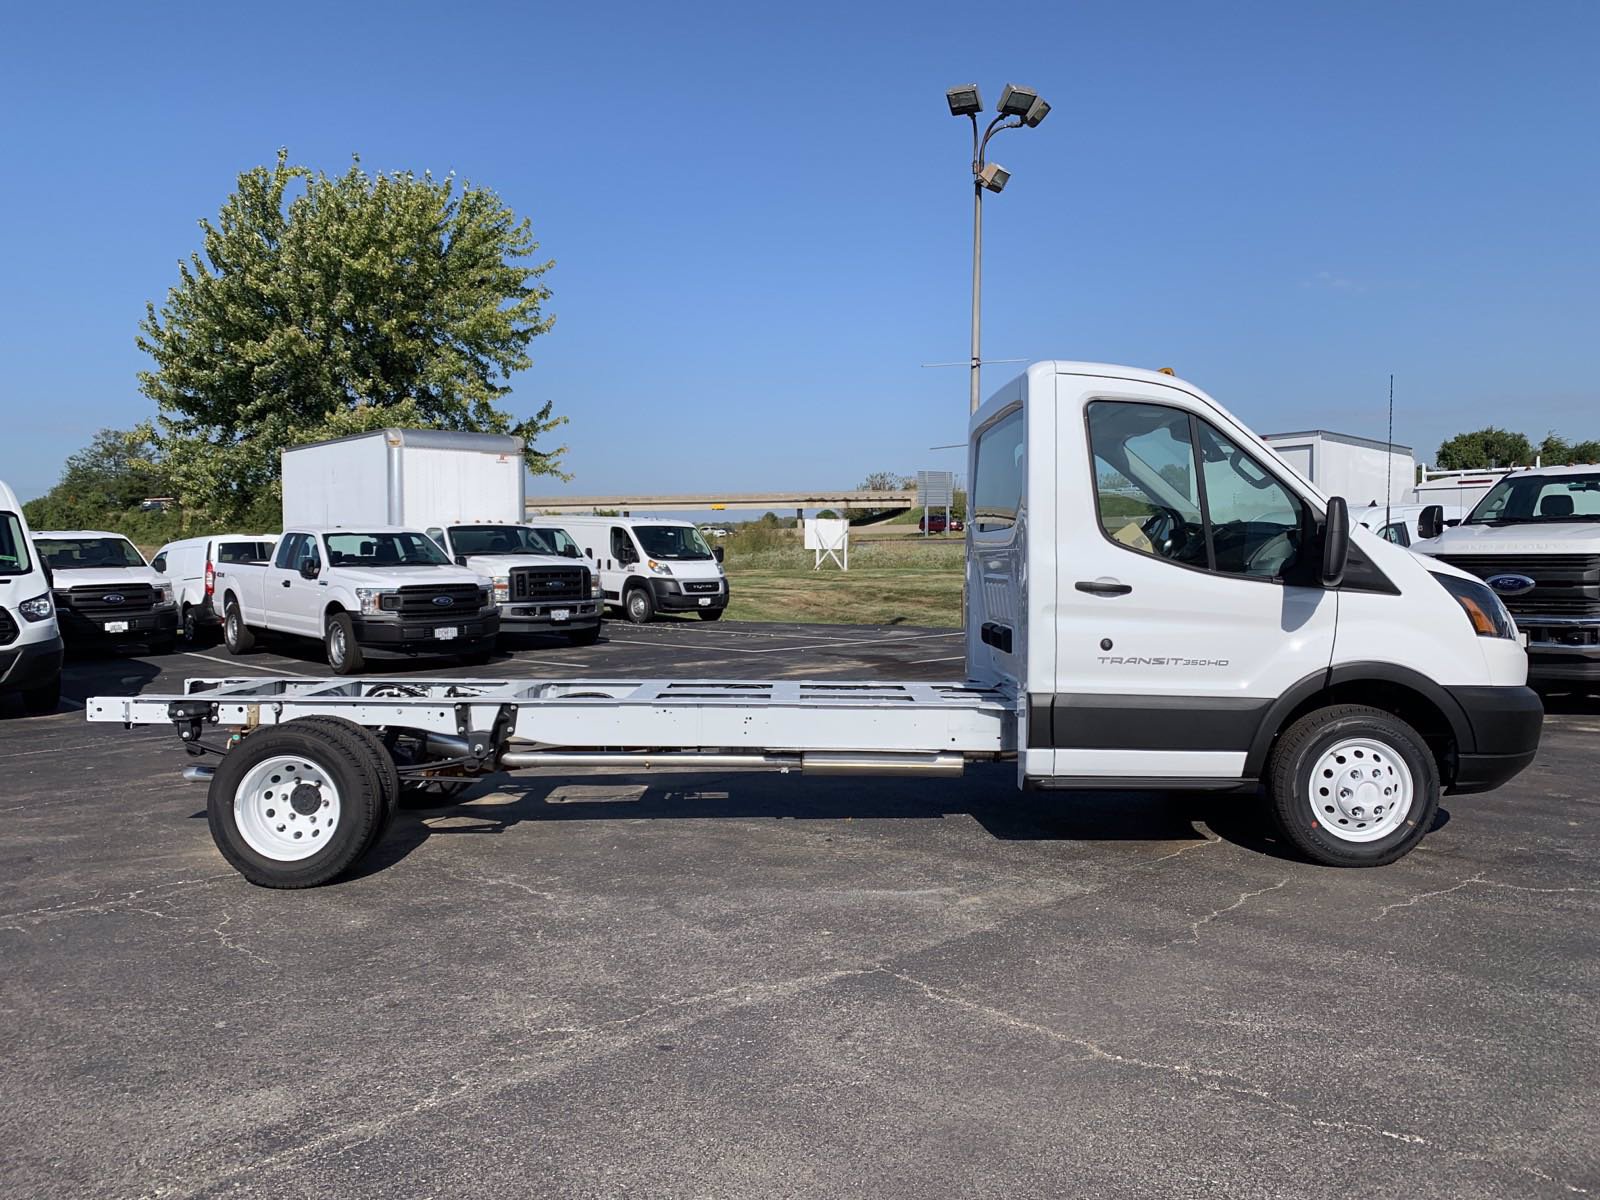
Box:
[1266,704,1439,867]
[698,608,724,622]
[325,612,365,675]
[625,586,654,625]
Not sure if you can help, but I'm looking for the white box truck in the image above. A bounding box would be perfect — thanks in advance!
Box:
[1263,430,1415,510]
[89,362,1543,888]
[282,430,598,641]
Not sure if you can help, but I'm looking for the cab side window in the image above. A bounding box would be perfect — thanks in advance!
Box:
[1088,400,1308,581]
[273,534,304,569]
[971,408,1026,532]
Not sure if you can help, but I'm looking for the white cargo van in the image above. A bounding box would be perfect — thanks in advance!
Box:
[0,482,63,714]
[560,517,728,623]
[91,363,1543,888]
[151,534,277,643]
[33,530,178,653]
[1413,464,1600,688]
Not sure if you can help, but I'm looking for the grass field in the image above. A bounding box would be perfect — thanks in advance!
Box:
[721,534,963,626]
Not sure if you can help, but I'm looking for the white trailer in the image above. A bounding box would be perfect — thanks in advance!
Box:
[88,363,1543,888]
[281,429,526,529]
[1263,430,1415,510]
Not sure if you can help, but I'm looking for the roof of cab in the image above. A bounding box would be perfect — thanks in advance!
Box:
[33,529,137,540]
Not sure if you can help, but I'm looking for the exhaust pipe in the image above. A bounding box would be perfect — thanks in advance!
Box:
[423,732,475,759]
[497,750,964,778]
[181,765,216,783]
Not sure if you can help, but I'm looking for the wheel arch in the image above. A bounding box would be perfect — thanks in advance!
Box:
[1245,663,1472,785]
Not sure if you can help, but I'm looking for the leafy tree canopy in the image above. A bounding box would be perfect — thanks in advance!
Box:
[1436,427,1600,469]
[138,150,564,523]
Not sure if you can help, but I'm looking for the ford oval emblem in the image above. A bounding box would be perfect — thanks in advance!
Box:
[432,595,455,607]
[1485,573,1536,597]
[104,593,125,604]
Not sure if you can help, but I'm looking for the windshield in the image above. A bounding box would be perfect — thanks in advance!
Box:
[1466,473,1600,525]
[325,532,451,567]
[448,525,580,558]
[34,536,146,570]
[0,513,33,576]
[634,525,714,561]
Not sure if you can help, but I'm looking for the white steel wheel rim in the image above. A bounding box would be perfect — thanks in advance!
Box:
[234,755,342,861]
[226,609,240,645]
[329,622,347,666]
[629,593,647,619]
[1309,737,1413,843]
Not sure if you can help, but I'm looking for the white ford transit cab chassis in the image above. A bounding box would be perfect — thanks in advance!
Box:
[88,363,1542,888]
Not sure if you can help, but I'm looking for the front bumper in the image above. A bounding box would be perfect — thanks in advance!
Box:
[499,599,601,630]
[648,578,728,614]
[349,610,501,654]
[0,634,64,693]
[1516,618,1600,684]
[57,607,179,642]
[1445,684,1544,794]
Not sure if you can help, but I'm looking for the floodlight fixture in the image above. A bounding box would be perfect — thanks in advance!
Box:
[997,83,1039,118]
[978,162,1010,193]
[1024,96,1051,127]
[946,84,983,117]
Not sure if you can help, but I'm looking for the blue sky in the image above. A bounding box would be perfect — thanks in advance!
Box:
[2,0,1596,504]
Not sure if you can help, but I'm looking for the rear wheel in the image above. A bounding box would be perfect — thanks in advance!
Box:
[180,605,199,645]
[625,586,654,625]
[325,612,365,675]
[292,716,401,850]
[224,600,256,655]
[207,723,384,888]
[1266,704,1439,867]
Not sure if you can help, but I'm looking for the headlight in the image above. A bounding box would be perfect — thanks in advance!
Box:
[355,588,399,617]
[1431,572,1518,640]
[18,593,53,622]
[154,584,175,606]
[647,559,674,577]
[491,577,509,604]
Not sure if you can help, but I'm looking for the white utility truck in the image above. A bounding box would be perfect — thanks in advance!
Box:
[217,527,499,674]
[1413,464,1600,688]
[33,530,180,653]
[0,481,63,713]
[283,428,592,638]
[561,516,729,623]
[88,363,1542,887]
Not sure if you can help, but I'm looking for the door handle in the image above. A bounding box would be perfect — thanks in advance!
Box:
[281,580,292,588]
[1075,579,1132,596]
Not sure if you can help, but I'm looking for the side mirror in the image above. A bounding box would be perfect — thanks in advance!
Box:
[584,547,593,558]
[455,555,467,567]
[563,545,579,558]
[41,561,54,587]
[1417,504,1445,540]
[299,559,320,580]
[1321,496,1350,588]
[714,546,725,563]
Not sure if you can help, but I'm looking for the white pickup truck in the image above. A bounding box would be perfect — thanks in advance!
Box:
[217,526,499,674]
[424,522,600,643]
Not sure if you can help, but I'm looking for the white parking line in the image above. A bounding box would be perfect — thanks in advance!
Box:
[182,652,305,676]
[903,655,966,665]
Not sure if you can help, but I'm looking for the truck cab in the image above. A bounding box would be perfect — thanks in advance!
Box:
[425,523,600,644]
[32,530,178,654]
[0,482,63,713]
[1413,464,1600,689]
[218,527,499,674]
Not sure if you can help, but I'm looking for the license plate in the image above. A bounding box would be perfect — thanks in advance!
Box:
[698,597,711,607]
[435,626,459,641]
[104,620,130,633]
[550,608,570,622]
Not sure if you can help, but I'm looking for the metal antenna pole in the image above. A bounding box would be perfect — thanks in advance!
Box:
[1385,373,1395,531]
[969,179,983,414]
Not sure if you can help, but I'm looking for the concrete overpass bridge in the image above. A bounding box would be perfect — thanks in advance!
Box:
[525,489,916,516]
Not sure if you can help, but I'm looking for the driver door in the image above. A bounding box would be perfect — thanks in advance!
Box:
[1051,392,1336,779]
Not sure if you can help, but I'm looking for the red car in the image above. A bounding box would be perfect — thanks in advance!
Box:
[918,514,964,533]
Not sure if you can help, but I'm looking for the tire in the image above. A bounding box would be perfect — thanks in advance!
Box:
[698,608,724,622]
[568,623,602,645]
[292,716,401,851]
[224,600,256,655]
[624,586,654,625]
[180,605,199,645]
[206,723,385,888]
[1266,704,1439,867]
[20,675,61,715]
[325,611,365,675]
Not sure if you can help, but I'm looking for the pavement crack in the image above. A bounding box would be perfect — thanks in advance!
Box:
[1370,873,1600,921]
[0,872,237,927]
[1177,878,1289,944]
[211,912,274,968]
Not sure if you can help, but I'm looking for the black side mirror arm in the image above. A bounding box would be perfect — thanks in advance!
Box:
[1321,496,1350,588]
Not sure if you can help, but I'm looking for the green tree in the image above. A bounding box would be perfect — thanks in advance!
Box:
[1537,433,1600,466]
[24,428,170,530]
[1435,428,1534,470]
[138,150,564,523]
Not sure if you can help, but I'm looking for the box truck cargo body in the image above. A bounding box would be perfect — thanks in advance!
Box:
[281,430,526,529]
[1263,430,1415,510]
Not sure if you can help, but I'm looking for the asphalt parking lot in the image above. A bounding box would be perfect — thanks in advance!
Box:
[3,619,1597,1199]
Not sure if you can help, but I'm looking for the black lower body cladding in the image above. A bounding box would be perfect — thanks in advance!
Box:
[0,635,64,693]
[1445,684,1543,794]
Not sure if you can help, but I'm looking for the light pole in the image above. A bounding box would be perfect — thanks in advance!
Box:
[946,83,1051,413]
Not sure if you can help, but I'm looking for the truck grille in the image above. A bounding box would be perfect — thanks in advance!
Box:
[393,584,484,614]
[60,584,156,614]
[682,580,721,595]
[510,567,587,602]
[0,609,16,646]
[1432,554,1600,617]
